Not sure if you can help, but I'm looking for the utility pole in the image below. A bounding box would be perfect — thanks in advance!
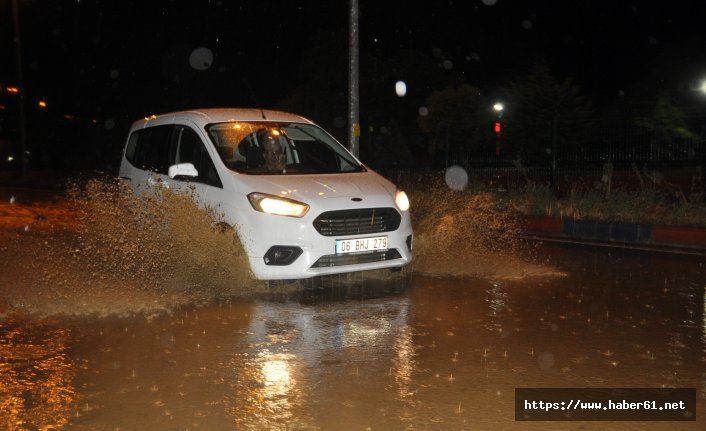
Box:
[348,0,360,158]
[11,0,28,177]
[550,113,558,194]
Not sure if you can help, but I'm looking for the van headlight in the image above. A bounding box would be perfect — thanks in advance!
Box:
[395,190,410,212]
[247,192,310,217]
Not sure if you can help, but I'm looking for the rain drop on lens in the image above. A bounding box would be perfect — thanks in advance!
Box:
[444,166,469,191]
[395,81,407,97]
[189,47,214,71]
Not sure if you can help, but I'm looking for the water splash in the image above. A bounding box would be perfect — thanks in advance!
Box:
[406,177,563,280]
[0,174,561,318]
[0,176,262,317]
[67,178,254,291]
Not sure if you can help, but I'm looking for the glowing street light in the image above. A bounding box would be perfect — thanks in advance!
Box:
[700,80,706,95]
[492,102,504,156]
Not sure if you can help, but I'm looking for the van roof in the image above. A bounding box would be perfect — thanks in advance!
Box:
[131,108,315,130]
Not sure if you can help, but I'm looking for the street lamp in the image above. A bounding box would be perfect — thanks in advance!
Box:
[492,102,503,156]
[700,80,706,95]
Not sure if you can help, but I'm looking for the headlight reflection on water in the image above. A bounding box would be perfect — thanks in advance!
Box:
[229,349,301,429]
[261,353,294,398]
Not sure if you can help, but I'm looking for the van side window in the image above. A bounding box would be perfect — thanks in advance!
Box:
[131,125,173,174]
[174,126,223,188]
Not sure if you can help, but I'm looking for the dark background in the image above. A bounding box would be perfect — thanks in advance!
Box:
[2,0,706,171]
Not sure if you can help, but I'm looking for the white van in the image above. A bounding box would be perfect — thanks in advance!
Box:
[118,108,413,280]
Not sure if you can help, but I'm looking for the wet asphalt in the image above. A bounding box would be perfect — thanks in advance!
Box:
[1,243,704,430]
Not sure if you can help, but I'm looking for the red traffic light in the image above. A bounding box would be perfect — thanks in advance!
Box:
[494,121,501,135]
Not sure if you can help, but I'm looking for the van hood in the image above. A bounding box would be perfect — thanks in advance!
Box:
[235,172,395,201]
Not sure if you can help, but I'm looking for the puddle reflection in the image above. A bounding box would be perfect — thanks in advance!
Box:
[225,286,414,430]
[0,316,77,431]
[1,247,705,430]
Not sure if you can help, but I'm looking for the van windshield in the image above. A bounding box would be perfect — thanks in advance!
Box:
[206,122,364,175]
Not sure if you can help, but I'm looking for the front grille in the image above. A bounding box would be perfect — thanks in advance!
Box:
[313,208,401,236]
[311,249,402,268]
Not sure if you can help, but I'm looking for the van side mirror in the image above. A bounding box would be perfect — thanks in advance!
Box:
[168,163,199,179]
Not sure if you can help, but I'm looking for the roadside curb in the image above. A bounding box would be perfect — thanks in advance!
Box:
[519,216,706,253]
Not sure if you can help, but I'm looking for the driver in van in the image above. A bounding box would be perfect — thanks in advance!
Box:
[259,129,286,171]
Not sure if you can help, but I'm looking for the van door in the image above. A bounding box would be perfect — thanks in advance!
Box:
[168,125,223,209]
[123,124,175,195]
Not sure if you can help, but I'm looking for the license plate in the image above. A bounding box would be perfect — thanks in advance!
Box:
[335,236,388,254]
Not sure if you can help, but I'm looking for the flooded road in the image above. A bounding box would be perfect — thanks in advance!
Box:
[1,244,704,430]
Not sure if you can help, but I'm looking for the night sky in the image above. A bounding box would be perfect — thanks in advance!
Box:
[3,0,706,159]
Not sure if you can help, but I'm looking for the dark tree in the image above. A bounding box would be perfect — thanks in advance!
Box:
[417,84,492,165]
[500,63,593,163]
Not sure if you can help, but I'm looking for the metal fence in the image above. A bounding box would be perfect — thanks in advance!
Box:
[452,120,706,191]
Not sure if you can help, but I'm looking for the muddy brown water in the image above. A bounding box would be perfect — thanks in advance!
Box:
[1,244,704,430]
[1,181,705,429]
